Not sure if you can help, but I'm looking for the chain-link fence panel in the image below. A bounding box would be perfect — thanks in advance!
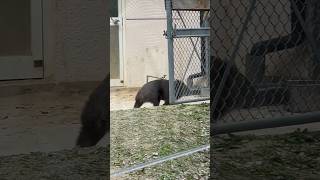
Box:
[165,0,210,104]
[111,1,211,178]
[210,0,320,133]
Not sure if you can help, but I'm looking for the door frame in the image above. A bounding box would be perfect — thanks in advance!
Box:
[110,0,124,87]
[0,0,43,80]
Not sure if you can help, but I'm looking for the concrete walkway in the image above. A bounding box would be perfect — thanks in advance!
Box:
[0,82,106,156]
[1,125,82,156]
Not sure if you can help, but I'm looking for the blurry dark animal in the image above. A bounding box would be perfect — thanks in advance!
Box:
[210,56,289,121]
[134,79,189,108]
[76,75,109,147]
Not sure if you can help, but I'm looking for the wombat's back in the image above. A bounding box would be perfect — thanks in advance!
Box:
[76,76,109,147]
[134,79,169,107]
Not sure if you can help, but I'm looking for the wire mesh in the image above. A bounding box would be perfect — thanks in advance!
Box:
[210,0,320,125]
[167,8,210,103]
[210,1,320,179]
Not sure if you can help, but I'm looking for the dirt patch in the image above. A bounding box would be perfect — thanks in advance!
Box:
[0,84,97,156]
[110,87,138,111]
[0,88,91,129]
[110,87,162,111]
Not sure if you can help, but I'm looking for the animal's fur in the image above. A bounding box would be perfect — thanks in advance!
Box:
[134,79,189,108]
[76,75,109,147]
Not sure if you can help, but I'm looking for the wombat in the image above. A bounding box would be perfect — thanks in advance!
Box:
[134,79,189,108]
[76,75,109,147]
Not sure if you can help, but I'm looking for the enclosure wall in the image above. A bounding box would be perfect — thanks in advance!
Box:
[123,0,168,87]
[44,0,109,82]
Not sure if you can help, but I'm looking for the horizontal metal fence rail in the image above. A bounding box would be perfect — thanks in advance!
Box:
[212,111,320,135]
[111,144,210,177]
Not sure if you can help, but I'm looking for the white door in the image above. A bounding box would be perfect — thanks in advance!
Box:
[0,0,43,80]
[110,0,124,87]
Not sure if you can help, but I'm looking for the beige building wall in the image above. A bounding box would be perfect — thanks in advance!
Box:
[123,0,168,87]
[44,0,109,83]
[122,0,207,87]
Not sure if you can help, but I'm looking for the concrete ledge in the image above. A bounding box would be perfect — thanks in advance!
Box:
[0,79,102,98]
[111,87,140,93]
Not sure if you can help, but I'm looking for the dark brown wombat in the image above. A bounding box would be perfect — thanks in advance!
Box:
[76,75,109,147]
[134,79,189,108]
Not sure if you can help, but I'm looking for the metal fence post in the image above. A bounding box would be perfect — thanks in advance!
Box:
[165,0,176,104]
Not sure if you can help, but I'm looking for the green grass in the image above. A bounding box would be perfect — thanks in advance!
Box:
[110,103,210,179]
[111,104,320,179]
[213,129,320,180]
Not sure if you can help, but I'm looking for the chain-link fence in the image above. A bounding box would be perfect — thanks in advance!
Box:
[111,1,211,178]
[210,0,320,133]
[210,1,320,178]
[111,0,320,178]
[165,0,210,104]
